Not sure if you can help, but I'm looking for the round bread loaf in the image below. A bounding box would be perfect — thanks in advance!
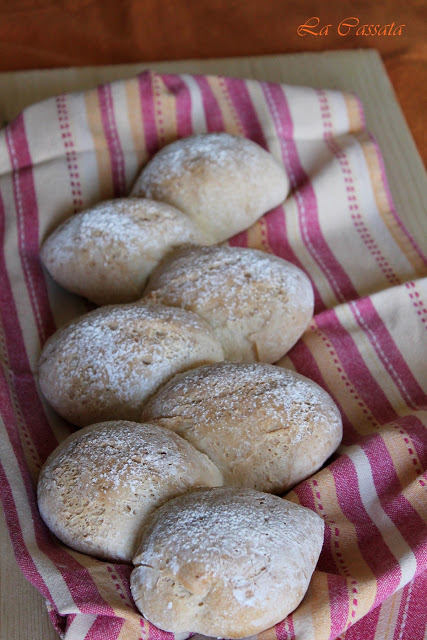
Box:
[144,245,314,362]
[141,362,342,493]
[38,421,223,562]
[38,302,224,427]
[131,133,289,243]
[131,487,324,638]
[40,198,207,305]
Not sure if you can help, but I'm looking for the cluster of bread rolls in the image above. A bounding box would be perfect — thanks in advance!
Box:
[37,133,342,638]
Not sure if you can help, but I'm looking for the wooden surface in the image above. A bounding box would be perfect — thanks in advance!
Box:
[1,48,426,639]
[0,0,425,165]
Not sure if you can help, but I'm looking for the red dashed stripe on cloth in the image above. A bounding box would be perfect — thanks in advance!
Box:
[394,571,427,640]
[223,76,266,145]
[194,76,225,132]
[312,476,359,628]
[0,174,58,461]
[262,83,359,308]
[349,298,427,411]
[106,565,134,611]
[138,72,159,158]
[217,76,245,135]
[310,318,378,435]
[56,95,83,211]
[5,115,55,344]
[97,86,127,197]
[393,423,424,478]
[312,479,352,576]
[0,463,54,602]
[0,319,41,471]
[405,281,427,330]
[314,310,405,426]
[152,74,166,148]
[368,130,427,267]
[162,75,193,138]
[333,457,404,609]
[317,89,401,289]
[258,216,271,252]
[275,614,296,640]
[84,615,124,640]
[223,77,317,275]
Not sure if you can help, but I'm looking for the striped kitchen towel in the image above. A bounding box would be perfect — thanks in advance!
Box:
[0,70,426,640]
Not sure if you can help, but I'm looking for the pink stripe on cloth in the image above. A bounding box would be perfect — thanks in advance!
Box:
[0,464,53,601]
[287,338,361,443]
[343,602,382,640]
[194,76,225,131]
[84,616,124,640]
[405,281,427,332]
[0,368,120,617]
[223,78,320,303]
[223,76,265,146]
[315,309,398,426]
[361,433,427,565]
[318,92,403,290]
[292,479,353,591]
[5,115,56,345]
[228,229,249,247]
[332,457,403,605]
[147,621,175,640]
[287,337,326,384]
[350,297,427,410]
[98,85,127,197]
[395,414,427,468]
[294,481,349,588]
[50,607,68,638]
[261,82,359,309]
[138,72,160,157]
[161,75,193,137]
[0,191,60,460]
[292,476,319,512]
[275,616,296,640]
[393,573,427,640]
[368,131,427,267]
[56,94,84,212]
[327,574,351,639]
[264,205,323,309]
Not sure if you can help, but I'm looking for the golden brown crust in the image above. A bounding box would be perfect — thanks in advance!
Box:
[144,245,314,362]
[38,302,224,426]
[37,422,223,563]
[131,133,289,242]
[131,487,324,637]
[40,198,207,305]
[141,362,342,493]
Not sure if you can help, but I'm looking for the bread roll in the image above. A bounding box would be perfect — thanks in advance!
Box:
[38,302,224,427]
[40,198,207,305]
[141,362,342,493]
[131,133,289,242]
[144,245,314,362]
[38,421,223,562]
[131,487,324,638]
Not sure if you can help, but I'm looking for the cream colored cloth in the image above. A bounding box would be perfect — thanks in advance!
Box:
[0,70,426,640]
